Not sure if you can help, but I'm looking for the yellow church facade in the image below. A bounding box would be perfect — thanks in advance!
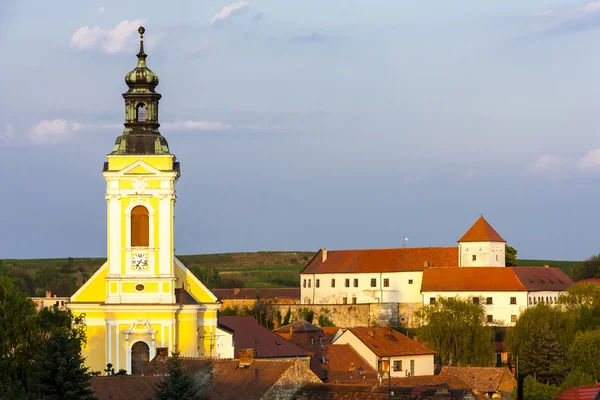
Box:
[68,27,221,374]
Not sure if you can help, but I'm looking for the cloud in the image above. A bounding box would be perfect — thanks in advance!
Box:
[162,120,232,131]
[30,120,119,145]
[532,2,600,34]
[578,148,600,171]
[97,6,104,13]
[291,33,327,44]
[70,19,146,53]
[528,154,566,173]
[209,1,248,25]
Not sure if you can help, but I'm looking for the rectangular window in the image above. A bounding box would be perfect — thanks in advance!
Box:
[472,255,477,261]
[345,279,350,288]
[487,315,493,323]
[352,297,357,304]
[371,278,377,287]
[393,360,403,371]
[473,297,480,305]
[430,297,436,304]
[510,297,517,305]
[511,315,517,323]
[495,254,499,261]
[408,279,413,284]
[410,360,415,377]
[308,279,311,288]
[384,279,390,287]
[353,279,359,288]
[303,279,306,288]
[486,297,493,305]
[331,279,335,288]
[342,297,347,304]
[316,279,320,288]
[534,297,537,304]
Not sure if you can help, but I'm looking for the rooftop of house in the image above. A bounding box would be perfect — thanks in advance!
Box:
[320,344,376,381]
[301,247,458,275]
[212,288,300,300]
[337,327,436,357]
[294,384,483,400]
[575,278,600,285]
[274,319,323,334]
[90,375,160,400]
[218,316,313,358]
[458,216,506,243]
[439,366,516,394]
[421,267,572,292]
[554,384,600,400]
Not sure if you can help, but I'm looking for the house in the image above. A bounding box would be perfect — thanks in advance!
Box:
[333,327,435,377]
[554,384,600,400]
[293,384,482,400]
[218,316,313,365]
[440,366,516,398]
[29,291,69,311]
[91,354,321,400]
[273,320,341,347]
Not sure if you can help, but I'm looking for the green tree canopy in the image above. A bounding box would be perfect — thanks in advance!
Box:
[154,352,203,400]
[519,322,565,384]
[190,266,221,290]
[567,330,600,382]
[511,376,560,400]
[416,296,494,366]
[505,245,518,267]
[572,253,600,282]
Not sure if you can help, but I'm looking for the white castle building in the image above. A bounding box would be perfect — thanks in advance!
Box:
[299,216,572,326]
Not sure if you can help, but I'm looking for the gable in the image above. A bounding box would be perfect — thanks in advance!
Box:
[124,164,157,175]
[70,262,108,303]
[174,257,218,303]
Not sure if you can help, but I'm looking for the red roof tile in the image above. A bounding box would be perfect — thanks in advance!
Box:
[218,316,312,358]
[440,367,516,394]
[512,267,573,291]
[576,278,600,285]
[296,384,482,399]
[301,247,458,274]
[421,267,527,292]
[91,375,160,400]
[389,375,471,390]
[340,327,436,357]
[555,384,600,400]
[212,288,300,300]
[458,216,505,243]
[274,319,323,333]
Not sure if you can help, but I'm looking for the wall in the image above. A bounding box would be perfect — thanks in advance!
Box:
[388,354,434,377]
[458,241,505,267]
[333,330,378,370]
[215,327,235,359]
[267,303,400,328]
[527,291,563,308]
[420,291,528,326]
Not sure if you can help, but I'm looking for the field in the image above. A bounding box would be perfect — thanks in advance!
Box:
[0,252,580,296]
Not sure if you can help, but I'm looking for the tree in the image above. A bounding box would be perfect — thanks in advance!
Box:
[559,283,600,332]
[154,352,203,400]
[572,254,600,282]
[511,376,560,400]
[416,296,494,366]
[558,371,596,394]
[506,245,518,267]
[519,322,565,384]
[567,330,600,382]
[190,266,221,289]
[32,308,96,400]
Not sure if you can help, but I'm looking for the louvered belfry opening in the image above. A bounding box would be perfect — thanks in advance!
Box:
[131,205,149,247]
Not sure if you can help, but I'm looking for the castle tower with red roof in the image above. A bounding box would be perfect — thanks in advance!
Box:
[457,216,506,267]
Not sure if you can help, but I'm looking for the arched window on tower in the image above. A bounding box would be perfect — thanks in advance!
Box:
[131,205,149,247]
[136,103,147,122]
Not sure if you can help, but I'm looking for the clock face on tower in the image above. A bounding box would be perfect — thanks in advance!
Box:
[132,253,149,270]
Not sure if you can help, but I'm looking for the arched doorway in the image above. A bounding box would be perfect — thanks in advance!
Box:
[131,341,150,374]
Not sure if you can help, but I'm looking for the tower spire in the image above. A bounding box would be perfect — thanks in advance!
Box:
[136,26,147,68]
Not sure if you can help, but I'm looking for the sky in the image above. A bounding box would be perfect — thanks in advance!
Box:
[1,0,600,261]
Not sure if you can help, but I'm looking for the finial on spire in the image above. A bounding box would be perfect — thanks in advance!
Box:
[137,26,146,57]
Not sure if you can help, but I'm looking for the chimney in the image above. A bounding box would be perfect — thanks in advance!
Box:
[322,248,328,262]
[45,291,51,298]
[413,336,418,342]
[234,288,241,295]
[153,347,169,362]
[238,348,254,368]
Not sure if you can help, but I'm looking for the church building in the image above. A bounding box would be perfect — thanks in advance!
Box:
[68,27,222,374]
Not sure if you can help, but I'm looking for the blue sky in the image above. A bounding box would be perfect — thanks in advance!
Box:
[1,0,600,260]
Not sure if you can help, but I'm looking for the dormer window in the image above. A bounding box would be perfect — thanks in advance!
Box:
[136,103,147,122]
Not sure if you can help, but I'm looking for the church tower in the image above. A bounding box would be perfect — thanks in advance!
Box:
[69,27,221,375]
[457,216,506,267]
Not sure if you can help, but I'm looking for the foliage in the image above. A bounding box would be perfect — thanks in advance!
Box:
[518,322,565,384]
[282,308,292,326]
[511,376,560,400]
[506,245,518,267]
[415,296,494,366]
[297,308,315,324]
[189,266,221,289]
[154,352,203,400]
[558,371,596,394]
[572,253,600,282]
[317,308,335,327]
[567,330,600,382]
[559,283,600,332]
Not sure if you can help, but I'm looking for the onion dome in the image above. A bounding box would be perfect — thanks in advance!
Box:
[124,26,159,90]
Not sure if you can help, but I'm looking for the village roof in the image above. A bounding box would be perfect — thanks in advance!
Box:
[218,316,312,358]
[274,319,323,334]
[574,278,600,285]
[294,384,482,400]
[337,327,436,357]
[439,366,516,394]
[421,267,572,292]
[301,247,458,274]
[212,288,300,300]
[458,216,505,243]
[512,267,572,291]
[318,344,377,382]
[554,384,600,400]
[389,375,472,390]
[90,375,160,400]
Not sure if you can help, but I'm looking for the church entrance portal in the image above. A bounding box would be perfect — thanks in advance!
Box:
[131,341,150,374]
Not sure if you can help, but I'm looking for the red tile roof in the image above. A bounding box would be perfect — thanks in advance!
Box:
[301,247,458,274]
[91,375,160,400]
[555,384,600,400]
[576,278,600,285]
[218,316,312,358]
[440,367,516,394]
[295,384,482,399]
[421,267,527,292]
[274,319,323,334]
[212,288,300,300]
[390,375,472,390]
[512,267,573,291]
[458,216,505,243]
[340,327,436,357]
